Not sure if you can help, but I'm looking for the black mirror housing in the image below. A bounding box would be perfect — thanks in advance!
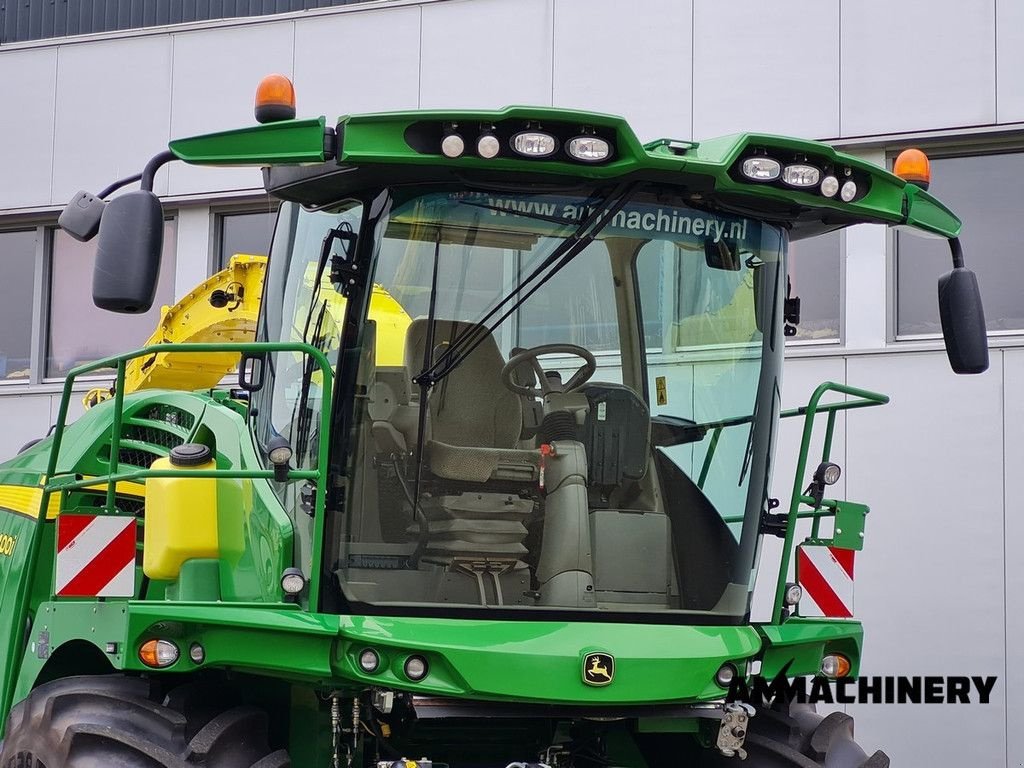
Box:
[58,190,106,242]
[93,191,164,314]
[938,267,989,374]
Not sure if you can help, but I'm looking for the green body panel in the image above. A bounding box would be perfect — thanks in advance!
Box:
[334,616,761,704]
[757,618,863,679]
[169,117,330,165]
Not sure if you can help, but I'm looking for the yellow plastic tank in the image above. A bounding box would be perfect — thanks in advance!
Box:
[143,443,220,581]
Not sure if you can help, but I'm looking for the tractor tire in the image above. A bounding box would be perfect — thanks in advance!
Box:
[702,702,889,768]
[0,675,291,768]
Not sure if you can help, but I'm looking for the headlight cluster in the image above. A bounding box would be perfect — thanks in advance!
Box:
[407,119,614,164]
[737,151,864,202]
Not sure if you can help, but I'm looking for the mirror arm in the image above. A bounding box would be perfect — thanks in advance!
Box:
[140,150,177,192]
[949,236,965,269]
[97,172,143,200]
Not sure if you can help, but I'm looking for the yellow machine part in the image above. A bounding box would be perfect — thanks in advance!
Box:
[142,454,219,580]
[83,254,413,404]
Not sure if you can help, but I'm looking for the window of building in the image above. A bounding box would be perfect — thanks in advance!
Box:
[895,150,1024,336]
[787,231,842,342]
[47,222,177,378]
[216,208,278,270]
[0,229,38,381]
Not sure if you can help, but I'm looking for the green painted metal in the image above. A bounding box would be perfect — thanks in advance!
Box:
[168,117,330,165]
[756,618,863,679]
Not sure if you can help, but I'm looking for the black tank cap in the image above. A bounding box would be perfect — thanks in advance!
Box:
[169,443,212,467]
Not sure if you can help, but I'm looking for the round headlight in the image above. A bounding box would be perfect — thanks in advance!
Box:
[782,164,821,188]
[477,134,500,159]
[404,655,429,681]
[189,642,206,664]
[815,461,842,486]
[512,131,557,158]
[740,157,781,181]
[567,136,611,163]
[359,648,381,674]
[441,133,465,158]
[784,583,803,606]
[714,662,738,688]
[820,175,839,197]
[840,180,858,202]
[281,567,306,595]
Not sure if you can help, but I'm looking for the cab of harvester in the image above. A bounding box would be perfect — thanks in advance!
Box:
[0,77,988,768]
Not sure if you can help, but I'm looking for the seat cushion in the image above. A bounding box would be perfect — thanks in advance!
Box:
[429,440,540,483]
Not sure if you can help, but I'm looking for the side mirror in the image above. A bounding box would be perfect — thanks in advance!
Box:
[704,238,742,271]
[93,191,164,313]
[938,267,988,374]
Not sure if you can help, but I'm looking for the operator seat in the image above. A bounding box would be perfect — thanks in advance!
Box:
[404,319,540,484]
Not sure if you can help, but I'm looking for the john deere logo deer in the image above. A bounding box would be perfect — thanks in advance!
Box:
[583,653,614,686]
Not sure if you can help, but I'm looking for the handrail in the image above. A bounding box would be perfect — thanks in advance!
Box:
[24,340,334,624]
[770,381,888,623]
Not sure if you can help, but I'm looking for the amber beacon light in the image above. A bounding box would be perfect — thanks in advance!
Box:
[254,74,297,124]
[893,148,931,190]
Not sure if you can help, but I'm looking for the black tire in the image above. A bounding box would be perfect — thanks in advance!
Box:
[702,702,889,768]
[0,675,291,768]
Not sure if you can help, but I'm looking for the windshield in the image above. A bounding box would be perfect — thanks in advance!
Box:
[270,184,785,622]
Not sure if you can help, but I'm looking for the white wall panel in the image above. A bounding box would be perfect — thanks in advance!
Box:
[420,0,553,110]
[295,6,422,118]
[840,0,995,136]
[0,48,56,209]
[0,394,53,461]
[168,22,294,196]
[844,351,1004,766]
[1002,348,1024,767]
[553,0,691,143]
[995,0,1024,123]
[692,0,839,140]
[52,36,173,202]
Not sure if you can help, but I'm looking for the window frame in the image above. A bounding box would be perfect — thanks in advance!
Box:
[887,137,1024,343]
[784,228,846,348]
[0,221,48,386]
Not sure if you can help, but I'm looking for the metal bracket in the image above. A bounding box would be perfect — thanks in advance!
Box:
[759,499,787,538]
[716,702,755,759]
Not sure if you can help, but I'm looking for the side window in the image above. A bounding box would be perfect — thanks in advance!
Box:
[0,230,38,381]
[48,222,177,378]
[254,203,363,472]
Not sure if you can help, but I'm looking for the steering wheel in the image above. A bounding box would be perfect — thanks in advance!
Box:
[501,344,597,398]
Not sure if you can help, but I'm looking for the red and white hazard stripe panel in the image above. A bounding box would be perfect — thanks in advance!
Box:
[796,544,854,618]
[55,515,137,598]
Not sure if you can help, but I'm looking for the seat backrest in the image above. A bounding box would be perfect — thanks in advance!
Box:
[404,319,522,449]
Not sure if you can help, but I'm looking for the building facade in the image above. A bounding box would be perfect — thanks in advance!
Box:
[0,0,1019,764]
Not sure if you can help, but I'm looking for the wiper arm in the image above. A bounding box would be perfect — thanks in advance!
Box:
[415,181,635,387]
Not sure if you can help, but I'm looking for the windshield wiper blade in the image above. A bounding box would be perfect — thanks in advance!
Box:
[415,182,635,387]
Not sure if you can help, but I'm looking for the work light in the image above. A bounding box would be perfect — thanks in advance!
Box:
[567,136,611,163]
[404,655,429,681]
[840,180,858,202]
[714,662,738,688]
[281,567,306,595]
[477,133,501,159]
[782,164,821,188]
[820,175,839,197]
[512,131,557,158]
[784,583,803,606]
[441,133,465,158]
[740,157,781,181]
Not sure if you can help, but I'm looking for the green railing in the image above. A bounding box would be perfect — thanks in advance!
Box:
[772,382,888,623]
[31,341,334,605]
[708,381,888,623]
